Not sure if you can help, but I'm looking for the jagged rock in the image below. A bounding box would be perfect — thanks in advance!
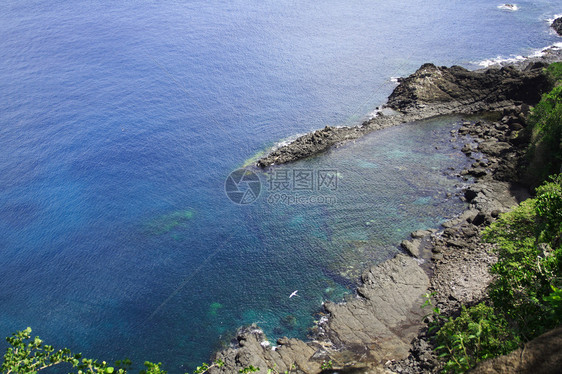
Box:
[446,239,465,248]
[461,226,478,238]
[387,63,549,113]
[443,228,457,238]
[468,167,487,178]
[411,229,432,239]
[401,239,422,258]
[462,144,474,154]
[478,141,512,156]
[211,326,322,374]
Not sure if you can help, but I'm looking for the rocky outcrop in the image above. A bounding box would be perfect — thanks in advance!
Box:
[386,108,536,373]
[323,255,429,362]
[386,64,548,114]
[256,125,367,168]
[210,255,430,373]
[217,109,541,372]
[256,53,558,167]
[212,327,322,374]
[470,327,562,374]
[552,17,562,36]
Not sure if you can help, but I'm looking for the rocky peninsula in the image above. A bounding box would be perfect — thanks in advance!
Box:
[210,20,562,374]
[256,47,562,168]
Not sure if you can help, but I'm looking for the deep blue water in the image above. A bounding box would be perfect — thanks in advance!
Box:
[1,1,561,372]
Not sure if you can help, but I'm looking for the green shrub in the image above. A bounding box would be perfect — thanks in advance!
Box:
[535,174,562,245]
[0,328,238,374]
[545,62,562,83]
[434,303,518,373]
[483,176,562,339]
[433,176,562,372]
[526,75,562,183]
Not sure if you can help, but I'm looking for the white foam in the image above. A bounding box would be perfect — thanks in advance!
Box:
[369,108,383,118]
[477,55,525,68]
[474,42,562,68]
[497,4,518,11]
[390,76,400,83]
[369,106,399,119]
[271,132,308,151]
[546,14,562,24]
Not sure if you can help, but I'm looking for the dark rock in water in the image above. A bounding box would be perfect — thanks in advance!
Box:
[468,167,488,178]
[464,188,479,202]
[552,17,562,36]
[256,125,367,167]
[280,315,297,329]
[461,144,474,155]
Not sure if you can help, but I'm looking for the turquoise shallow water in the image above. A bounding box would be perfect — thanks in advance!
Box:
[1,1,561,372]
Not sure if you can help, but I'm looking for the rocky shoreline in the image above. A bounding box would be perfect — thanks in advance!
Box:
[209,21,562,374]
[210,110,533,374]
[256,45,562,168]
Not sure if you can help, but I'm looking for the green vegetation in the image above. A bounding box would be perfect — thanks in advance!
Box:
[0,327,231,374]
[432,175,562,372]
[434,303,518,373]
[525,62,562,184]
[545,61,562,83]
[0,328,301,374]
[0,327,162,374]
[431,62,562,373]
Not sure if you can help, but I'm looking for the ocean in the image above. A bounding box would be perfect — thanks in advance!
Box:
[0,1,561,372]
